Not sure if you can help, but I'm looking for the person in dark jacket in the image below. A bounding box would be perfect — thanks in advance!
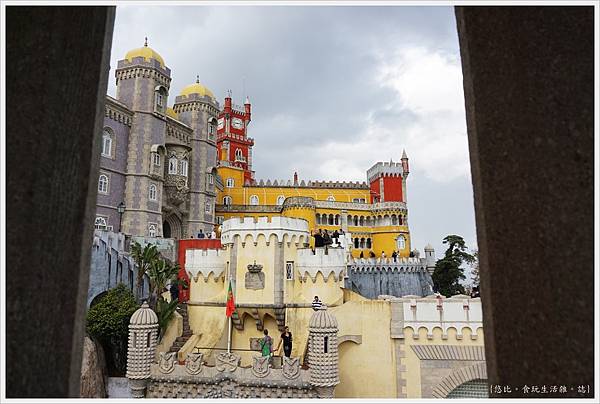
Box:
[276,326,293,358]
[313,229,324,248]
[169,282,179,302]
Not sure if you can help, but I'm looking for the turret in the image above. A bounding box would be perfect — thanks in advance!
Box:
[401,149,410,177]
[424,243,436,275]
[308,305,339,398]
[126,302,158,398]
[244,96,251,123]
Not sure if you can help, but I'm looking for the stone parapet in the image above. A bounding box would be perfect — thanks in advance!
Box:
[185,248,227,281]
[297,247,345,282]
[386,295,483,340]
[221,216,309,245]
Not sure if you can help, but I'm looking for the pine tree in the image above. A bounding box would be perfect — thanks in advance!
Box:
[432,235,475,297]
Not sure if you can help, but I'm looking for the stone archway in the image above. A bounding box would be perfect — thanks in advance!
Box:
[431,362,487,398]
[163,214,183,240]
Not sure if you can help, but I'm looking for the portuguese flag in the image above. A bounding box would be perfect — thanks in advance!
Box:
[226,280,236,317]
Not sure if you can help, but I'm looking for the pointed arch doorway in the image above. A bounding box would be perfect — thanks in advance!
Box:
[162,214,183,240]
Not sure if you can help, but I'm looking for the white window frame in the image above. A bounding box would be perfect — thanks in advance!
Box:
[153,153,161,166]
[205,201,212,214]
[168,156,178,174]
[101,130,112,157]
[223,196,232,206]
[98,174,109,194]
[180,158,188,177]
[226,178,234,188]
[208,173,214,185]
[94,216,108,230]
[277,195,285,205]
[235,148,243,161]
[285,261,294,280]
[397,235,406,250]
[249,195,259,206]
[148,223,158,237]
[149,184,157,201]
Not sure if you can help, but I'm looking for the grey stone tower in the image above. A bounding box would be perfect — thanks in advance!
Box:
[173,77,220,236]
[126,302,159,398]
[115,39,171,237]
[308,304,340,398]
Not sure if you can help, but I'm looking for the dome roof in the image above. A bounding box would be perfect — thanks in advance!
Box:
[309,305,338,330]
[129,301,158,326]
[166,107,179,119]
[424,243,434,250]
[124,39,165,68]
[180,76,215,99]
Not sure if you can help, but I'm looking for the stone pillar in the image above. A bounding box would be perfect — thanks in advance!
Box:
[6,6,115,397]
[126,302,159,398]
[455,6,594,398]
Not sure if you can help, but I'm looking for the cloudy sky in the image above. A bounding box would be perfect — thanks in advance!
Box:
[108,5,478,280]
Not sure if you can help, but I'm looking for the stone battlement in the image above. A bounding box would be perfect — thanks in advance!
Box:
[246,179,369,189]
[185,249,227,282]
[221,216,310,245]
[367,161,406,182]
[297,247,346,282]
[386,294,483,340]
[349,256,426,267]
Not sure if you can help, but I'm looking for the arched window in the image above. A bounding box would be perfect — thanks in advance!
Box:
[154,86,167,113]
[360,238,365,249]
[94,216,107,230]
[101,129,113,157]
[249,195,259,206]
[277,195,285,205]
[359,216,365,226]
[226,178,235,188]
[391,215,398,225]
[335,215,340,225]
[353,216,359,226]
[326,195,335,202]
[328,214,334,225]
[324,336,328,353]
[98,174,109,194]
[397,235,406,250]
[235,148,243,161]
[149,184,157,201]
[208,118,217,140]
[180,158,188,177]
[354,238,359,248]
[366,238,372,249]
[168,156,178,174]
[223,196,232,206]
[148,223,157,237]
[152,152,160,166]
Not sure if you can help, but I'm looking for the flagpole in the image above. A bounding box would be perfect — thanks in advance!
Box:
[227,275,233,354]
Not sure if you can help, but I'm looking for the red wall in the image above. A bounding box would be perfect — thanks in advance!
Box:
[383,176,403,202]
[370,178,381,203]
[177,239,222,302]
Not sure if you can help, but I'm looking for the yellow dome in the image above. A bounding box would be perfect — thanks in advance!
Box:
[124,39,165,68]
[180,76,215,99]
[166,107,178,119]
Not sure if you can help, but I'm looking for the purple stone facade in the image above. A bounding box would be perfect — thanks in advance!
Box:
[94,50,217,240]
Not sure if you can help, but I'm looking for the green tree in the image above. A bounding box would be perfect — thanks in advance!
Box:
[130,241,160,300]
[146,257,181,340]
[432,235,475,297]
[86,284,139,373]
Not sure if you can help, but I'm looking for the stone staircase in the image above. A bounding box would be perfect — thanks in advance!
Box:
[168,303,192,353]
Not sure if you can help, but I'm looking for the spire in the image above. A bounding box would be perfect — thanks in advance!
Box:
[196,75,199,84]
[144,37,148,47]
[401,149,408,160]
[245,95,250,105]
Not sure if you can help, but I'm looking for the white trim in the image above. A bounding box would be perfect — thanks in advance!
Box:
[149,183,157,201]
[98,174,109,194]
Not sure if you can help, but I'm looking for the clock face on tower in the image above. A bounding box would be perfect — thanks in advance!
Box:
[231,117,243,130]
[217,117,224,130]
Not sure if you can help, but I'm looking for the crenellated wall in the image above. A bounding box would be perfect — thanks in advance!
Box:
[221,216,309,245]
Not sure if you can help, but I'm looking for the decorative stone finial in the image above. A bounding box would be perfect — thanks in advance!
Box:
[196,75,200,84]
[144,37,148,47]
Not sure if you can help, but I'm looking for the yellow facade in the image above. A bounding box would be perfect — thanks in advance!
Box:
[216,165,411,257]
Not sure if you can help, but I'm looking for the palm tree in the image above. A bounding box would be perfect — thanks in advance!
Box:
[146,258,181,340]
[130,241,160,301]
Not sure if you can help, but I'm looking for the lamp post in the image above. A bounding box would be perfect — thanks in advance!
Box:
[117,201,126,233]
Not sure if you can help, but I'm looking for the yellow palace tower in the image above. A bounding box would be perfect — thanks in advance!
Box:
[214,93,411,258]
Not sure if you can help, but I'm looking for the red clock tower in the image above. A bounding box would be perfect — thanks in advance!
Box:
[216,91,255,183]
